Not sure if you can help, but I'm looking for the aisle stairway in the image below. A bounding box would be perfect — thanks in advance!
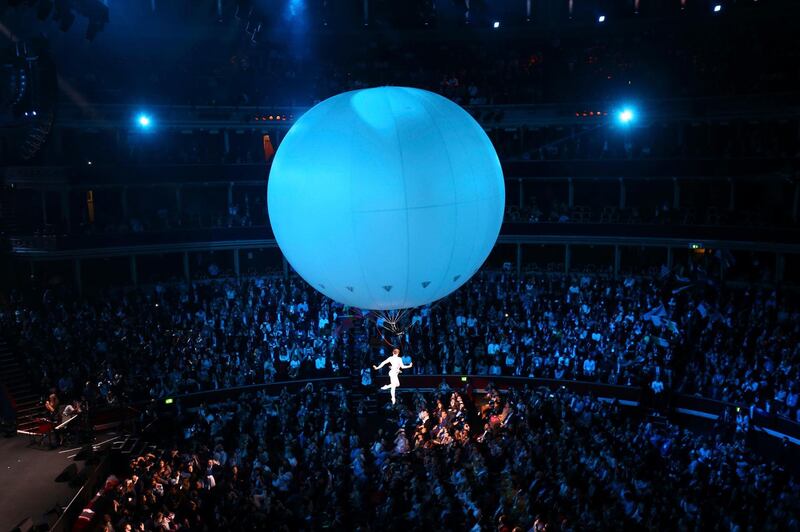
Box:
[0,184,35,432]
[646,411,669,429]
[0,183,18,238]
[348,388,379,416]
[0,340,43,434]
[110,435,153,458]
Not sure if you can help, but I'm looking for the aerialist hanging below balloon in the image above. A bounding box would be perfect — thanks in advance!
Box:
[373,348,412,405]
[268,86,505,405]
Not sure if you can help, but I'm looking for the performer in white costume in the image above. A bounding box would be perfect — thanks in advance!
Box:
[373,348,412,404]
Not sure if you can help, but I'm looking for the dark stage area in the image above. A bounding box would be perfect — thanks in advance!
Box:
[0,436,83,531]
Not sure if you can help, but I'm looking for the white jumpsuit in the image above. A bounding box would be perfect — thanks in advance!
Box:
[375,354,411,404]
[377,355,404,387]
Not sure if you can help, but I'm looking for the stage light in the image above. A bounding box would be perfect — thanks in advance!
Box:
[137,114,152,128]
[492,21,500,28]
[598,15,606,22]
[287,0,305,18]
[713,4,722,12]
[249,21,263,43]
[618,108,635,124]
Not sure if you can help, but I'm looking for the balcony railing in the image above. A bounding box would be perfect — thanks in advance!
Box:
[10,222,800,258]
[112,374,800,446]
[54,93,800,130]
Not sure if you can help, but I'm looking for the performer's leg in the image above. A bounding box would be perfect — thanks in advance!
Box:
[380,384,391,390]
[389,372,400,404]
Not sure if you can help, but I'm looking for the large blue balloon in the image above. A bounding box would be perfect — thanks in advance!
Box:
[268,87,505,311]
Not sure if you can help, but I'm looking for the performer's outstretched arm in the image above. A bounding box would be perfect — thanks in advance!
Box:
[401,360,413,370]
[373,357,391,370]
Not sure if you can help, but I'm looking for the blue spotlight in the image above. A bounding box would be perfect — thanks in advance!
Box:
[598,15,606,22]
[492,21,500,28]
[618,108,635,124]
[713,4,722,12]
[137,114,152,128]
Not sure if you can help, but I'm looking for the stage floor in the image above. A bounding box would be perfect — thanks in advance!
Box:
[0,435,84,531]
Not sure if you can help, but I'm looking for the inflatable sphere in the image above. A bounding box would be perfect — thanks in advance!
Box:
[268,86,505,311]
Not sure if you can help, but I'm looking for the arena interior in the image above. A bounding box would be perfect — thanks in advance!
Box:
[1,0,800,530]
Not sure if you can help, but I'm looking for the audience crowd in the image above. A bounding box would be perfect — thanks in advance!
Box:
[88,385,799,530]
[2,266,799,424]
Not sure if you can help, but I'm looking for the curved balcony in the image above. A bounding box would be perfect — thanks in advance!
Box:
[10,221,800,259]
[4,157,795,188]
[103,375,800,447]
[53,93,800,131]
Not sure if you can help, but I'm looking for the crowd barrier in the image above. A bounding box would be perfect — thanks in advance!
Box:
[50,455,110,532]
